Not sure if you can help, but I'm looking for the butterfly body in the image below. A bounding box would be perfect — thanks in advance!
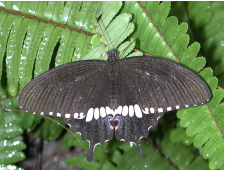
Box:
[18,49,211,161]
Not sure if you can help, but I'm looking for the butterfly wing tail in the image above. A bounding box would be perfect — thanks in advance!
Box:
[115,112,163,156]
[65,116,114,162]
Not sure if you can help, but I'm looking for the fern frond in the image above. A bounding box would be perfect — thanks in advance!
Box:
[186,2,224,82]
[0,97,26,165]
[0,1,101,96]
[177,68,224,170]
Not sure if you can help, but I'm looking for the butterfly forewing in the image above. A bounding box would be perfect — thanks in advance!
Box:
[119,56,211,113]
[18,60,108,118]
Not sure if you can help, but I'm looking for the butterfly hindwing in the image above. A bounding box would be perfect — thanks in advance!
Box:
[65,116,113,162]
[114,112,162,157]
[110,71,164,155]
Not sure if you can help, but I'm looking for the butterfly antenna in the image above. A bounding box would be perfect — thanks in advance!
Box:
[119,38,136,59]
[96,15,113,50]
[96,12,134,58]
[113,21,133,52]
[95,3,119,50]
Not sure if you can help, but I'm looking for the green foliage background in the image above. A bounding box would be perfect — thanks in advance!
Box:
[0,1,223,170]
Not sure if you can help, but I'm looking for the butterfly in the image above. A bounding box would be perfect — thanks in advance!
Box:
[18,46,211,161]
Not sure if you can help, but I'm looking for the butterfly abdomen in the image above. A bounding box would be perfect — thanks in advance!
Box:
[108,72,119,110]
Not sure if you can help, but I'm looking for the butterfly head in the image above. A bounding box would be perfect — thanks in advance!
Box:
[107,49,118,64]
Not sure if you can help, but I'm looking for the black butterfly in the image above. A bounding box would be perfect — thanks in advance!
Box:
[18,49,211,162]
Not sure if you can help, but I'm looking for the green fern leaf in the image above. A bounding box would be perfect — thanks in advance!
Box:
[0,97,26,165]
[186,2,224,85]
[177,67,223,170]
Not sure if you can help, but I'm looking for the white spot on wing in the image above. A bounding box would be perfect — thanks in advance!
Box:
[150,108,155,113]
[142,108,149,114]
[94,108,100,120]
[122,105,128,116]
[158,108,163,113]
[79,112,85,119]
[86,108,94,122]
[134,104,142,118]
[74,113,78,119]
[129,105,134,117]
[116,106,122,115]
[65,113,70,118]
[176,105,180,109]
[167,107,172,111]
[100,107,106,117]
